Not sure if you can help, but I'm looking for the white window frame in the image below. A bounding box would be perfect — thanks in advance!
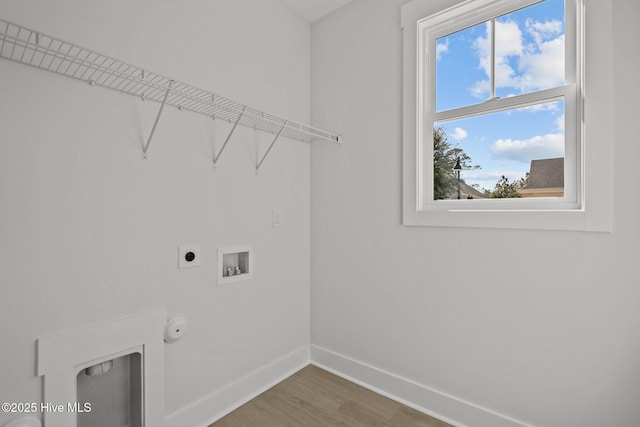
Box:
[401,0,612,231]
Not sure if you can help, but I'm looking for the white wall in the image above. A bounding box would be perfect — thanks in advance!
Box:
[0,1,311,425]
[311,1,640,426]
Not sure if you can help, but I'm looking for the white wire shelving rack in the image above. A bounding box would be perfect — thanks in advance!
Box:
[0,18,341,167]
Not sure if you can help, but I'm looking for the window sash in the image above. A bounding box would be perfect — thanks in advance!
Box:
[429,86,572,123]
[416,0,580,211]
[422,0,557,42]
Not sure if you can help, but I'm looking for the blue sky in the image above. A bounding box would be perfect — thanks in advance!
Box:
[435,0,565,192]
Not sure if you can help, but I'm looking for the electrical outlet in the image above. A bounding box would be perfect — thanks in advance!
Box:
[178,245,201,269]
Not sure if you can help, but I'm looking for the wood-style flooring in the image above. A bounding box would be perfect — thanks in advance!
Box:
[210,365,453,427]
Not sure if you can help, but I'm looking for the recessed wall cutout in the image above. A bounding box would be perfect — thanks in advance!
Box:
[36,310,166,427]
[76,353,142,427]
[218,246,253,285]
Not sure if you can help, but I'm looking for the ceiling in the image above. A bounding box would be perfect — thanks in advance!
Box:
[279,0,354,22]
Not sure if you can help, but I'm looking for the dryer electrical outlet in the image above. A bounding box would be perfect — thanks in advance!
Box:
[178,246,201,269]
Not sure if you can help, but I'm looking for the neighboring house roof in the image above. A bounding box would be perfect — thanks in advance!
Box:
[447,180,487,199]
[522,158,564,190]
[461,181,487,198]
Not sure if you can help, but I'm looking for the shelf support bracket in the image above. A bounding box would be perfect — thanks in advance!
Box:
[213,106,245,168]
[143,80,174,160]
[256,121,287,173]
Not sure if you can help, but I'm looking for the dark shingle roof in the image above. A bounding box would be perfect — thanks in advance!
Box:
[523,158,564,189]
[460,181,486,198]
[446,180,487,199]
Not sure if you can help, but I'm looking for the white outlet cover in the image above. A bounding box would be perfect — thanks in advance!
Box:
[178,245,201,269]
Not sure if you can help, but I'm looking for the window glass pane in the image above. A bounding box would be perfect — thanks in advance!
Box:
[435,0,565,112]
[494,0,565,99]
[435,22,488,112]
[433,99,565,199]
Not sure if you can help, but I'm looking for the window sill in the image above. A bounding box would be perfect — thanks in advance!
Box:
[403,208,611,232]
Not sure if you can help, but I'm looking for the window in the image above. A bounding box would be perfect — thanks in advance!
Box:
[430,0,576,205]
[400,0,613,231]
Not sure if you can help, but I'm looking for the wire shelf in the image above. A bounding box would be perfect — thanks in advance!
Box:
[0,18,342,145]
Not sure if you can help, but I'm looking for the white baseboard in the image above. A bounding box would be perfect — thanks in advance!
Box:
[164,345,310,427]
[163,344,533,427]
[310,344,533,427]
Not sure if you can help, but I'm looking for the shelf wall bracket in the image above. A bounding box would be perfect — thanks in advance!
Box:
[256,121,287,173]
[213,106,245,168]
[0,18,343,164]
[142,80,174,160]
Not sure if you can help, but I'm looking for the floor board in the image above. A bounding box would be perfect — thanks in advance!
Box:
[210,365,453,427]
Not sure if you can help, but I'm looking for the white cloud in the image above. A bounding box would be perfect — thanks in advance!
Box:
[517,34,565,91]
[495,20,524,61]
[450,127,468,140]
[556,113,565,131]
[436,39,449,61]
[470,79,490,98]
[491,132,564,163]
[463,169,529,191]
[526,19,563,46]
[470,17,565,97]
